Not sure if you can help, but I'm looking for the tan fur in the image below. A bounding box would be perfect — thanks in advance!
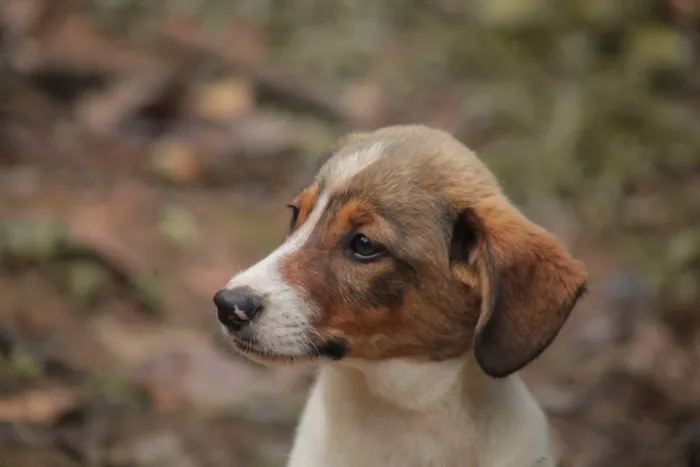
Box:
[217,124,587,467]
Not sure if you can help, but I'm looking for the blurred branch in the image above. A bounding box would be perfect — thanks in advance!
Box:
[155,20,350,124]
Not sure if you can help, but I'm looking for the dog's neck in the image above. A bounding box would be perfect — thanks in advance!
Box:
[298,357,554,467]
[322,355,503,412]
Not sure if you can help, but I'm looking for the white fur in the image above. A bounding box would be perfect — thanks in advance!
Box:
[288,358,555,467]
[328,141,386,187]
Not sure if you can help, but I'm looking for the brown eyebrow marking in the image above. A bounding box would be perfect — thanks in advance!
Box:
[290,182,320,232]
[334,198,373,228]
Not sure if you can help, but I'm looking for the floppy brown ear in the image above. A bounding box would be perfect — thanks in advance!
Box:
[455,201,587,378]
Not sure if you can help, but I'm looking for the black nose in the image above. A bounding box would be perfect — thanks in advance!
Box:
[214,286,263,331]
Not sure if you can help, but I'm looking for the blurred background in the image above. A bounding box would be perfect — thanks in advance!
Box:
[1,0,699,466]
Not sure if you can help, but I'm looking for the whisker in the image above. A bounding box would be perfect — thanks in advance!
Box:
[305,328,325,357]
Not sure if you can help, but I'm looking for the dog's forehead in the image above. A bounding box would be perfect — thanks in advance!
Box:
[316,133,430,195]
[297,126,504,227]
[318,140,389,191]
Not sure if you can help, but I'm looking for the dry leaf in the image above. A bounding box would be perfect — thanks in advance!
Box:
[0,387,79,424]
[149,137,201,184]
[190,76,254,122]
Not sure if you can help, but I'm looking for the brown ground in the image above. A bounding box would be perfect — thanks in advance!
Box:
[1,2,699,466]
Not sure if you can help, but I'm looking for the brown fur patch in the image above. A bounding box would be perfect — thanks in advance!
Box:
[278,189,482,361]
[289,182,319,233]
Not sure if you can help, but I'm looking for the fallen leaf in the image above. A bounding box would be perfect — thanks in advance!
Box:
[0,387,79,424]
[190,75,254,122]
[148,136,201,184]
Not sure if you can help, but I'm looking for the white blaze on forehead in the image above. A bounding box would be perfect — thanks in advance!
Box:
[326,141,386,189]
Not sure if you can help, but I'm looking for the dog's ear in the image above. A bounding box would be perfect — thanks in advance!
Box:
[451,199,587,378]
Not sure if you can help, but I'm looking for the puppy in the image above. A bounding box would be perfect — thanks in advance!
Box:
[214,125,587,467]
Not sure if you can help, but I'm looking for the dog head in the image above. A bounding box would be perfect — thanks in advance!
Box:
[214,125,587,377]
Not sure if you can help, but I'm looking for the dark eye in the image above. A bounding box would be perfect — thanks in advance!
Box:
[349,233,386,262]
[286,204,300,231]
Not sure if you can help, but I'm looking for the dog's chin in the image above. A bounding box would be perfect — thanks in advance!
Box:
[224,334,350,365]
[229,338,317,365]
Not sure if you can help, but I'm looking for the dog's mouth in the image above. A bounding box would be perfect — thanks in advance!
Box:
[225,335,299,363]
[226,333,350,364]
[315,336,350,361]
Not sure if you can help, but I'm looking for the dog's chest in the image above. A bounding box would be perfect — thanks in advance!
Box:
[327,412,473,467]
[288,377,477,467]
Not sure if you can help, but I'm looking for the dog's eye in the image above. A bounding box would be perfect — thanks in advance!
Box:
[349,233,386,262]
[286,204,300,230]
